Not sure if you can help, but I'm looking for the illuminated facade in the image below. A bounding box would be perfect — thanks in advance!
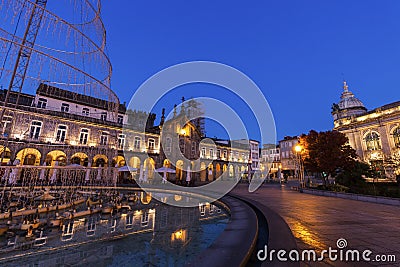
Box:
[278,136,299,175]
[0,84,256,183]
[332,81,400,180]
[0,84,159,171]
[261,144,280,178]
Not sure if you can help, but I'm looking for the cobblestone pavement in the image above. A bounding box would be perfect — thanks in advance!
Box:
[231,183,400,267]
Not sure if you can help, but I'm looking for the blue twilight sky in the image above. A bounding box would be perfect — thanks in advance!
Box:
[99,0,400,142]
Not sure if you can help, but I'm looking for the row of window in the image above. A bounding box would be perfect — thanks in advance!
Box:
[36,98,124,124]
[199,148,248,161]
[27,120,155,149]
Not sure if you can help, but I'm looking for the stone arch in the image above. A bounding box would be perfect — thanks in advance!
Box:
[216,163,221,178]
[163,159,171,167]
[390,125,400,148]
[0,146,12,165]
[93,154,108,167]
[144,157,155,179]
[229,165,234,177]
[45,150,67,166]
[364,131,382,151]
[70,152,89,166]
[112,155,126,167]
[176,160,184,181]
[16,148,41,166]
[200,162,206,181]
[208,163,214,180]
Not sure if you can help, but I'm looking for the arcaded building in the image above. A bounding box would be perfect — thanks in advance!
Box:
[332,81,400,180]
[0,83,254,183]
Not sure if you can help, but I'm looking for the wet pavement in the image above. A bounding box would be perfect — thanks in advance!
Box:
[231,183,400,267]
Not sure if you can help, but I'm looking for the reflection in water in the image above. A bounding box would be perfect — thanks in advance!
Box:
[0,191,229,266]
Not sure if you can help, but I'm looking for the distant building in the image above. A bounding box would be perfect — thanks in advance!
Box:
[332,81,400,180]
[278,136,299,176]
[261,144,280,178]
[0,84,255,183]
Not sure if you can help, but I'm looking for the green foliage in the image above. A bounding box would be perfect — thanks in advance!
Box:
[335,161,371,187]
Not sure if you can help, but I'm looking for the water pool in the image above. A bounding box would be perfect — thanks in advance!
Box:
[0,190,230,267]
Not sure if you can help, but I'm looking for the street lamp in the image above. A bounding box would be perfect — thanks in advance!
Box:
[294,144,305,188]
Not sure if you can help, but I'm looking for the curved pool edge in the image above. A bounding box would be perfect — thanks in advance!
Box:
[186,195,258,267]
[229,193,300,267]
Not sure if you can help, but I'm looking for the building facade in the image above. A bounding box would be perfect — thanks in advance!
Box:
[0,84,255,184]
[278,136,299,176]
[261,144,280,178]
[332,81,400,180]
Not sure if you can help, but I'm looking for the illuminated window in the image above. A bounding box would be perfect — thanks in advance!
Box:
[1,115,12,136]
[118,134,126,149]
[79,128,89,145]
[223,150,227,159]
[393,127,400,148]
[148,138,155,150]
[100,131,108,146]
[29,121,42,139]
[134,136,141,149]
[365,132,381,151]
[55,125,67,142]
[201,147,206,158]
[217,149,221,158]
[209,149,214,159]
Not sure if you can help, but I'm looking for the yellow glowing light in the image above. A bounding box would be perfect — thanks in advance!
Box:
[180,129,186,136]
[171,229,187,242]
[294,144,302,153]
[174,195,182,202]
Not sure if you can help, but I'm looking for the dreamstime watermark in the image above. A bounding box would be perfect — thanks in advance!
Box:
[257,238,397,263]
[123,61,276,207]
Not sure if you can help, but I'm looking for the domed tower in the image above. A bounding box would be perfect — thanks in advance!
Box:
[332,81,367,121]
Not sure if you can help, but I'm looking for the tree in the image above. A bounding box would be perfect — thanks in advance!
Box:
[298,130,358,185]
[335,161,372,187]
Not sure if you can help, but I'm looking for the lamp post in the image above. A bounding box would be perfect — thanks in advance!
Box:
[294,144,305,188]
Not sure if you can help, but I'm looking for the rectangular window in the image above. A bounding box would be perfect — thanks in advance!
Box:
[117,115,124,124]
[100,112,107,121]
[223,150,227,159]
[201,147,206,158]
[82,107,89,116]
[134,136,141,149]
[2,115,12,136]
[217,149,221,158]
[55,125,67,142]
[118,134,126,149]
[61,103,69,112]
[209,149,214,159]
[165,137,172,153]
[37,98,47,109]
[191,141,196,155]
[148,138,155,150]
[100,131,108,146]
[30,121,42,139]
[79,128,89,145]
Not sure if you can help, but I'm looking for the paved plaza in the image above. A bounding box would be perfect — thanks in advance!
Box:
[231,183,400,267]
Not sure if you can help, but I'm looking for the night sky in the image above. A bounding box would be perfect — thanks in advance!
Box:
[98,1,399,141]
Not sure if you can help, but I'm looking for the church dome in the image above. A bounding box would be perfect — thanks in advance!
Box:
[338,81,366,110]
